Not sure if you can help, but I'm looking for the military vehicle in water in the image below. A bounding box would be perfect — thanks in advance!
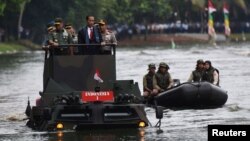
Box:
[26,45,161,131]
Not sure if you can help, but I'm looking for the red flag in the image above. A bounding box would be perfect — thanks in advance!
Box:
[223,2,229,14]
[223,1,231,36]
[94,69,104,83]
[208,0,216,37]
[208,0,216,14]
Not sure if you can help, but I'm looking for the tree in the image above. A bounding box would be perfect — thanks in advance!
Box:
[1,0,250,43]
[101,0,134,24]
[0,0,31,40]
[102,0,172,40]
[17,0,31,39]
[131,0,172,40]
[66,0,105,29]
[0,0,6,16]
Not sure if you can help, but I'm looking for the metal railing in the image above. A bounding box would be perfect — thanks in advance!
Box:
[43,43,117,57]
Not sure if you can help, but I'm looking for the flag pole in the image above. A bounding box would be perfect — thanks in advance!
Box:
[208,0,217,46]
[223,1,231,40]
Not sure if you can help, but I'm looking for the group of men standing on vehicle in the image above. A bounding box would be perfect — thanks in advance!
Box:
[43,16,117,55]
[143,59,219,98]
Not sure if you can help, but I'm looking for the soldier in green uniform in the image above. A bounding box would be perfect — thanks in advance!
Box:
[42,22,55,50]
[203,60,219,86]
[48,18,73,55]
[143,63,158,98]
[65,23,78,44]
[187,59,205,82]
[65,23,78,54]
[154,62,174,92]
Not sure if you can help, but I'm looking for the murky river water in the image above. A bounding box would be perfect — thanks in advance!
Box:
[0,43,250,141]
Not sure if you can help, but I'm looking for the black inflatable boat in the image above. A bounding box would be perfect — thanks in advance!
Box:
[151,81,228,109]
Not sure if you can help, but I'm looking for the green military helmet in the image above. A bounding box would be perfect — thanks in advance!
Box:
[159,62,169,69]
[148,63,156,70]
[64,23,72,29]
[54,17,63,25]
[197,59,204,64]
[46,21,55,32]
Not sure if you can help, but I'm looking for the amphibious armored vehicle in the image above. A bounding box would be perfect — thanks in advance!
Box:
[25,45,156,131]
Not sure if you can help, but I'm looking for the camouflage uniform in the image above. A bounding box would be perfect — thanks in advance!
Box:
[65,23,78,54]
[187,59,205,82]
[48,29,72,55]
[203,60,219,86]
[154,62,174,92]
[143,63,158,97]
[65,23,78,44]
[47,18,73,55]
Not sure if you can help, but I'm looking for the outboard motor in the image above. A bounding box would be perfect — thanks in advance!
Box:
[25,97,31,117]
[173,79,181,87]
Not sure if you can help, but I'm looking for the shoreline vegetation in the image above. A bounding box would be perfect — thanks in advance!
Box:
[0,40,40,54]
[0,33,249,54]
[118,33,250,47]
[0,42,26,54]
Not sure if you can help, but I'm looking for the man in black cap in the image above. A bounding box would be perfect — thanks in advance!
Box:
[98,19,117,55]
[187,59,205,82]
[48,18,73,55]
[47,22,55,33]
[78,15,102,55]
[154,62,174,92]
[65,23,77,43]
[203,60,219,86]
[143,63,158,98]
[65,23,78,54]
[42,22,55,50]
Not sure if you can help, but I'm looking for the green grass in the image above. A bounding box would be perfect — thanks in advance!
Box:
[229,33,250,41]
[0,42,26,53]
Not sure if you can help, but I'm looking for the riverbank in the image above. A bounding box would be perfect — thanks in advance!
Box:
[118,33,250,47]
[0,43,26,54]
[118,33,213,47]
[0,34,249,53]
[118,33,208,46]
[0,40,40,54]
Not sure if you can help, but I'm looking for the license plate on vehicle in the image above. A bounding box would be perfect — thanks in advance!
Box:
[81,91,114,102]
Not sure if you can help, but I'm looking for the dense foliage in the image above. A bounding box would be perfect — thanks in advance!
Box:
[0,0,249,43]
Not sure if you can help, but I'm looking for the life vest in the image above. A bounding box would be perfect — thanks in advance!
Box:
[144,73,154,91]
[192,70,204,82]
[155,71,171,90]
[215,68,220,86]
[203,67,220,86]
